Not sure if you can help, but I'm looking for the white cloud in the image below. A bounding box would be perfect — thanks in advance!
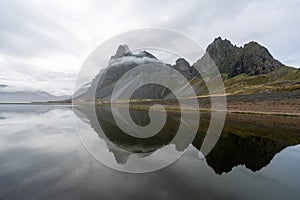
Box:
[0,54,76,95]
[0,0,299,95]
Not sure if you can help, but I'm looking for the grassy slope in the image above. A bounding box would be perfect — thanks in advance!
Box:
[223,67,300,95]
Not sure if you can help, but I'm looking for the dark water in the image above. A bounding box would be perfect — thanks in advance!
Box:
[1,104,300,200]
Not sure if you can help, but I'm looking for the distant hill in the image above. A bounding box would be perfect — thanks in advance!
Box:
[0,90,69,103]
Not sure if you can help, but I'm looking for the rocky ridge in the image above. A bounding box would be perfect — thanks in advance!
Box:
[206,37,285,78]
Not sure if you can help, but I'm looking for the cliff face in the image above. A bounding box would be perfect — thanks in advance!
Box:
[206,37,285,78]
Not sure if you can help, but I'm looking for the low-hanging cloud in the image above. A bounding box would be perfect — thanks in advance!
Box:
[0,0,299,95]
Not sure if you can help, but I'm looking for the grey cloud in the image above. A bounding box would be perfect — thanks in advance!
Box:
[109,55,162,68]
[158,0,300,67]
[0,57,76,95]
[0,0,79,58]
[0,0,299,96]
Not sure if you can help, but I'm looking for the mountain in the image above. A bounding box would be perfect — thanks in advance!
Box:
[74,38,300,101]
[74,44,198,101]
[194,37,300,95]
[0,84,8,88]
[95,44,164,99]
[0,90,69,103]
[206,37,285,78]
[73,81,92,99]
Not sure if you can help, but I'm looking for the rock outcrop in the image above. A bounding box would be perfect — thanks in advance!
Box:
[206,37,285,78]
[111,44,131,59]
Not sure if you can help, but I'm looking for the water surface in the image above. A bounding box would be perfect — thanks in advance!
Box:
[0,104,300,200]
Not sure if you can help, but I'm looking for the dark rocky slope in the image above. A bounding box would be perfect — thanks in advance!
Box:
[206,37,285,78]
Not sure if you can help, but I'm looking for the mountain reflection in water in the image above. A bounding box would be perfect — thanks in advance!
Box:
[73,105,300,174]
[1,104,300,200]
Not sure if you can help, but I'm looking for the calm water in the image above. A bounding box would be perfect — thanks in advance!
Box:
[1,104,300,200]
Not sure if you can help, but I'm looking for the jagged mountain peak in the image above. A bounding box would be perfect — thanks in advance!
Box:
[243,41,272,56]
[111,44,157,60]
[175,58,190,71]
[244,41,259,47]
[135,50,157,59]
[212,37,233,45]
[209,37,241,50]
[206,37,284,78]
[111,44,131,59]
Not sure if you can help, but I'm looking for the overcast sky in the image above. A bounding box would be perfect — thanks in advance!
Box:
[0,0,299,95]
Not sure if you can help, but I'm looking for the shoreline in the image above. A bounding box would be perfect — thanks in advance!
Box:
[1,102,298,117]
[103,103,300,117]
[1,90,299,117]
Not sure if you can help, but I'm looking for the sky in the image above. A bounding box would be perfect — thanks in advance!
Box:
[0,0,299,96]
